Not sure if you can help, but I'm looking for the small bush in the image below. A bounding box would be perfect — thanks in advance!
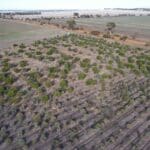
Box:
[92,66,99,74]
[86,78,97,86]
[59,79,68,90]
[80,58,91,68]
[47,47,57,55]
[20,60,28,67]
[19,43,26,49]
[90,31,100,36]
[68,87,74,93]
[49,67,59,78]
[41,95,49,102]
[103,34,111,38]
[78,72,86,80]
[120,36,128,41]
[53,89,62,97]
[7,87,18,97]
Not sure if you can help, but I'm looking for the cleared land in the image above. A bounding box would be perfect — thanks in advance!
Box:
[0,19,67,49]
[0,34,149,149]
[51,16,150,39]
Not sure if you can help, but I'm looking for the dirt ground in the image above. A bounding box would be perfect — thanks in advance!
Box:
[0,19,67,50]
[0,18,150,50]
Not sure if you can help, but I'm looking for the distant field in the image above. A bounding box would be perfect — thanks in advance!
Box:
[52,16,150,39]
[0,19,67,49]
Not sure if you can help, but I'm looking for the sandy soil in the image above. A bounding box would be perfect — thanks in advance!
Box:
[0,18,150,50]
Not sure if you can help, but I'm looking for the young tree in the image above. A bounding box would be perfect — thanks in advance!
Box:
[66,19,76,29]
[106,22,116,35]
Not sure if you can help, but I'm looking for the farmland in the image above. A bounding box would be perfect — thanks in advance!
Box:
[0,19,67,49]
[0,33,150,149]
[51,16,150,39]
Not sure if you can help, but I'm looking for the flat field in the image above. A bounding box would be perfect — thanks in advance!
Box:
[52,16,150,39]
[0,19,66,49]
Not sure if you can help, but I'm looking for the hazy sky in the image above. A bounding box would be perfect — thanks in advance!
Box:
[0,0,150,10]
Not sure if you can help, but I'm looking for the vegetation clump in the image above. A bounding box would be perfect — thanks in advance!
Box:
[78,72,86,80]
[86,78,97,86]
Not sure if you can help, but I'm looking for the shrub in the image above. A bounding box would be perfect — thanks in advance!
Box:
[18,49,24,53]
[53,89,62,97]
[13,43,18,47]
[68,87,74,93]
[0,86,5,95]
[86,78,97,86]
[125,63,135,69]
[2,62,11,72]
[120,36,128,41]
[66,19,76,29]
[59,79,68,90]
[28,78,40,89]
[41,95,49,102]
[64,62,72,72]
[33,114,42,125]
[7,87,18,97]
[47,47,57,55]
[20,60,28,67]
[103,34,111,38]
[100,73,111,80]
[4,75,15,84]
[49,67,59,78]
[106,65,113,70]
[90,31,100,36]
[19,43,26,49]
[78,72,86,80]
[117,49,125,56]
[80,58,91,68]
[128,57,135,63]
[92,66,99,74]
[36,51,42,55]
[45,80,54,87]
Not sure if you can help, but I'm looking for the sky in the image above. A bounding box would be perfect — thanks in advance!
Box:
[0,0,150,10]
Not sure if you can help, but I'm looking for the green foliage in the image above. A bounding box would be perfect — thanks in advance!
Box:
[64,62,72,73]
[80,58,91,68]
[28,72,41,89]
[7,87,18,97]
[117,49,126,56]
[20,60,28,67]
[100,73,111,80]
[66,19,76,29]
[33,114,42,125]
[120,36,128,41]
[0,73,15,84]
[106,22,116,32]
[68,87,74,93]
[47,47,57,55]
[86,78,97,86]
[92,66,99,74]
[0,86,5,95]
[103,34,111,38]
[41,95,49,102]
[59,79,68,90]
[78,72,86,80]
[2,62,11,72]
[128,57,135,63]
[49,67,59,78]
[19,43,26,49]
[53,89,62,97]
